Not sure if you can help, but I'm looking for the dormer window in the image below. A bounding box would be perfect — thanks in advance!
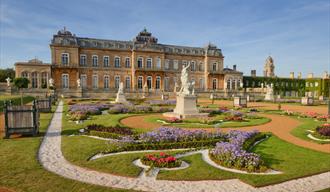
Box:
[61,53,69,65]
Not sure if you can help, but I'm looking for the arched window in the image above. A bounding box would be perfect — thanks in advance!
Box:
[104,75,109,89]
[199,62,204,71]
[31,72,38,88]
[212,79,217,90]
[92,75,98,88]
[61,53,69,65]
[114,57,120,68]
[80,74,87,89]
[156,58,161,69]
[115,76,120,89]
[125,76,131,89]
[191,61,196,71]
[62,74,69,89]
[21,72,28,78]
[212,63,217,71]
[199,78,204,89]
[147,76,152,89]
[125,57,130,68]
[227,79,231,89]
[156,76,161,89]
[138,76,143,89]
[41,72,48,88]
[237,79,241,88]
[92,55,98,67]
[147,58,152,68]
[137,57,143,68]
[164,77,169,91]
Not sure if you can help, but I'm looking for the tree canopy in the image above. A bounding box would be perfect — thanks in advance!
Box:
[0,68,15,82]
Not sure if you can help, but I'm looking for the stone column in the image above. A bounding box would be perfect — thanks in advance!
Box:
[204,55,209,91]
[131,50,136,91]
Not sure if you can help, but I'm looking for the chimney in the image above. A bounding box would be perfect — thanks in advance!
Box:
[233,65,237,71]
[251,70,256,77]
[290,72,294,79]
[298,72,302,79]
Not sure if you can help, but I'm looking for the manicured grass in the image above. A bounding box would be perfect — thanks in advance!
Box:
[157,136,330,187]
[144,115,271,128]
[290,117,329,144]
[0,107,132,192]
[0,95,35,112]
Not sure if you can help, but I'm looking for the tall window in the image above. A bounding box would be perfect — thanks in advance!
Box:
[104,75,109,89]
[156,58,161,69]
[164,77,169,91]
[61,53,69,65]
[41,72,48,88]
[199,62,204,71]
[80,74,87,89]
[103,56,109,67]
[212,63,217,71]
[125,57,130,68]
[80,54,86,66]
[114,57,120,68]
[147,76,152,89]
[115,76,120,89]
[237,79,241,88]
[199,78,204,89]
[125,76,130,89]
[182,60,187,67]
[212,79,217,90]
[138,57,143,68]
[146,58,152,68]
[173,60,178,70]
[138,76,143,89]
[232,80,236,90]
[164,59,170,70]
[31,72,38,88]
[191,61,196,71]
[227,79,231,89]
[156,76,161,89]
[92,55,98,67]
[62,74,69,89]
[21,72,28,78]
[92,75,98,88]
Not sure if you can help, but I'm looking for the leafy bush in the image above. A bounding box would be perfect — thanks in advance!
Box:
[69,111,88,121]
[141,152,181,168]
[316,124,330,137]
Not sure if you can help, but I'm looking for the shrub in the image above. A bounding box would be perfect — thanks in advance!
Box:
[89,130,122,139]
[69,111,88,121]
[316,124,330,137]
[86,124,134,135]
[141,152,182,168]
[166,117,182,123]
[317,115,329,121]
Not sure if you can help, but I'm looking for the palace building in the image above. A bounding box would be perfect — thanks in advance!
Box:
[14,27,243,97]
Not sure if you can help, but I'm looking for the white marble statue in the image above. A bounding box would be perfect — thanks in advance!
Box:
[77,79,81,88]
[264,83,274,101]
[179,63,194,95]
[118,82,124,94]
[6,77,11,87]
[49,78,54,87]
[115,82,127,103]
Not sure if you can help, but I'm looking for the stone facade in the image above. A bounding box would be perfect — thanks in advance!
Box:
[48,28,242,96]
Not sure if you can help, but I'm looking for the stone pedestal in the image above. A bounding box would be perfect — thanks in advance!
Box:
[301,97,314,105]
[163,94,208,119]
[233,96,247,107]
[265,92,274,101]
[115,93,128,103]
[76,88,83,98]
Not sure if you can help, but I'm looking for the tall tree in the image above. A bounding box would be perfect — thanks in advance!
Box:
[0,68,15,82]
[13,77,29,105]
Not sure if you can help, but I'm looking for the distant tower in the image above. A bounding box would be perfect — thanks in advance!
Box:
[263,56,275,77]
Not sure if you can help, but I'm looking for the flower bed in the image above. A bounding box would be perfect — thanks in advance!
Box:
[147,100,176,106]
[141,152,181,168]
[86,124,134,139]
[139,127,225,143]
[209,130,268,172]
[108,104,172,114]
[312,124,330,139]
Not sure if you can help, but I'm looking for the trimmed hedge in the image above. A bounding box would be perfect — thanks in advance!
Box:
[104,139,223,153]
[243,133,269,151]
[89,131,122,139]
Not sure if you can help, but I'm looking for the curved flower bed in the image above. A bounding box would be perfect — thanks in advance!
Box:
[108,104,172,114]
[312,124,330,140]
[210,130,268,172]
[68,103,109,121]
[85,124,135,139]
[141,152,182,168]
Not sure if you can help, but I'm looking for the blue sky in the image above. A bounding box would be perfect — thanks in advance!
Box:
[0,0,329,77]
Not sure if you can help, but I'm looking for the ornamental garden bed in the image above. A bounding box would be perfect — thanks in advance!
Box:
[141,152,182,168]
[310,124,330,141]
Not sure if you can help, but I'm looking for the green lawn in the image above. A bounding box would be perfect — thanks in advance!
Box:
[0,95,35,112]
[144,115,271,128]
[290,117,329,144]
[0,105,134,192]
[157,136,330,187]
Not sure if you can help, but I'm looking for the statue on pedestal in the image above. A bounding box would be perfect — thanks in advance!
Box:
[6,77,11,87]
[178,63,195,95]
[49,78,54,87]
[264,83,274,101]
[115,82,127,103]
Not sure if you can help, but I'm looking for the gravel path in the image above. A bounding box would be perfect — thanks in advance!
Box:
[38,101,330,192]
